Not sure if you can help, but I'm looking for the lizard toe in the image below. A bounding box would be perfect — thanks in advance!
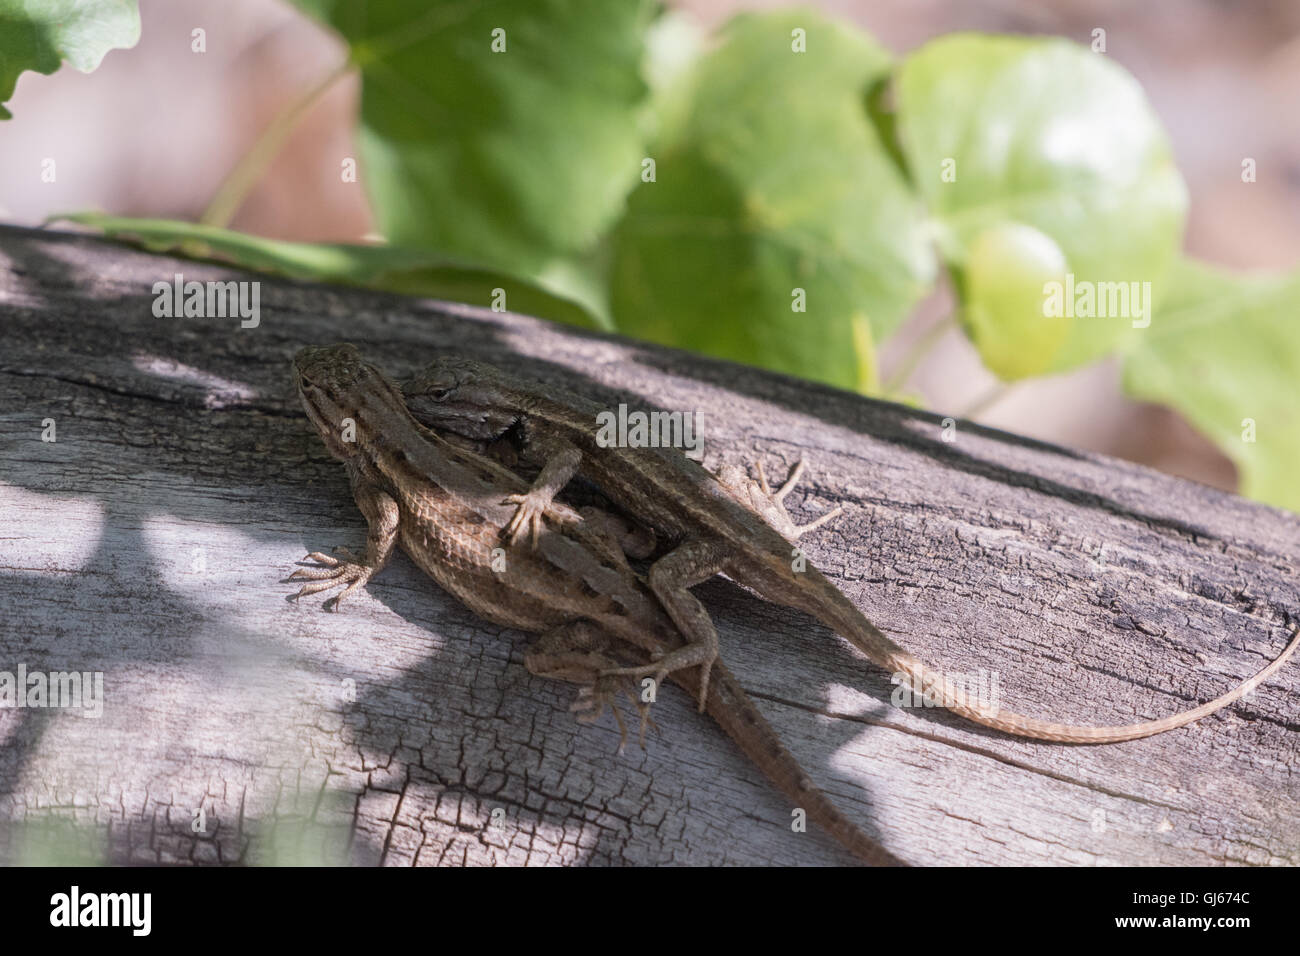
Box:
[287,550,374,609]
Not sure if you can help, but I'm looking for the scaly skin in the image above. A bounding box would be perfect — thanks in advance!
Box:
[289,343,902,865]
[404,355,1300,743]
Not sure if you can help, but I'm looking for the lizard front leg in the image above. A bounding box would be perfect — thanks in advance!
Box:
[524,621,656,754]
[603,539,728,713]
[501,439,583,548]
[288,478,399,610]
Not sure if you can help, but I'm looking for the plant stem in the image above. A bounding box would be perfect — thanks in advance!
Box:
[882,314,955,395]
[960,382,1013,419]
[200,60,355,229]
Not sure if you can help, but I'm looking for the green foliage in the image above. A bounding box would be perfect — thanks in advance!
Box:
[0,0,139,119]
[894,33,1188,372]
[610,10,934,390]
[56,213,601,328]
[291,0,656,284]
[1124,260,1300,513]
[30,5,1298,510]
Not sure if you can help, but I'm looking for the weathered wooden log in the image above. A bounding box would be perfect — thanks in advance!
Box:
[0,225,1295,865]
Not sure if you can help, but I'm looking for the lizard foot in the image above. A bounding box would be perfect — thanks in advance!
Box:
[287,551,375,611]
[523,626,660,754]
[717,458,843,542]
[501,491,551,548]
[603,644,716,714]
[570,678,659,755]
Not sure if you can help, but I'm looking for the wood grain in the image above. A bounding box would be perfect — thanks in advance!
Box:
[0,225,1296,865]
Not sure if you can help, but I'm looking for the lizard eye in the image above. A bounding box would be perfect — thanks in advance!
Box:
[428,387,453,401]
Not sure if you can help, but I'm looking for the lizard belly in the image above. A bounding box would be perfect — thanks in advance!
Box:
[396,516,568,634]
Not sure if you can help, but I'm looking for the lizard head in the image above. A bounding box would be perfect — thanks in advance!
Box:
[403,356,520,441]
[293,343,402,460]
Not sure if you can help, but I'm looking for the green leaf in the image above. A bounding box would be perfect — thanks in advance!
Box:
[55,212,601,329]
[0,0,140,119]
[895,34,1187,375]
[609,10,936,392]
[1123,259,1300,514]
[290,0,656,278]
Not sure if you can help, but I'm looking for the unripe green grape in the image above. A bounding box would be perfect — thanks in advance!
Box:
[961,223,1071,380]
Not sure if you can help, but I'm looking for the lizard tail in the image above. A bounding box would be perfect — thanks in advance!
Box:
[814,580,1300,743]
[678,659,906,865]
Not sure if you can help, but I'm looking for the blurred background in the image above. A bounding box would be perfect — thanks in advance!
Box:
[3,0,1298,495]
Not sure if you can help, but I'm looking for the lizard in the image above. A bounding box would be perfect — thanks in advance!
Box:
[287,342,903,865]
[403,355,1300,743]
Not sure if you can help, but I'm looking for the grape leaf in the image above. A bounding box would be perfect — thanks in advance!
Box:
[895,34,1187,376]
[608,10,936,392]
[1123,258,1300,514]
[290,0,656,280]
[0,0,140,119]
[56,212,600,328]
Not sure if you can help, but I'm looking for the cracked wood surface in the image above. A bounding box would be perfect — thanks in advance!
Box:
[0,225,1297,866]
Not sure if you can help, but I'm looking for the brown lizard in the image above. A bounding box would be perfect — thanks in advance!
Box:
[404,355,1300,743]
[287,343,903,865]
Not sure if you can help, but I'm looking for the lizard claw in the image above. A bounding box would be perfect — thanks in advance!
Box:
[570,682,627,752]
[568,676,658,755]
[603,648,715,714]
[287,551,374,610]
[501,492,548,549]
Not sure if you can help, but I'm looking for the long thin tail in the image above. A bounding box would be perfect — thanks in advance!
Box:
[673,659,904,865]
[813,577,1299,744]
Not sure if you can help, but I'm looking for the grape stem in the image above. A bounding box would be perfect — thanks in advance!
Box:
[200,60,355,229]
[881,314,955,396]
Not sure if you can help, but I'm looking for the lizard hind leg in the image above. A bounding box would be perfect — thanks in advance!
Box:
[525,621,657,754]
[603,540,727,713]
